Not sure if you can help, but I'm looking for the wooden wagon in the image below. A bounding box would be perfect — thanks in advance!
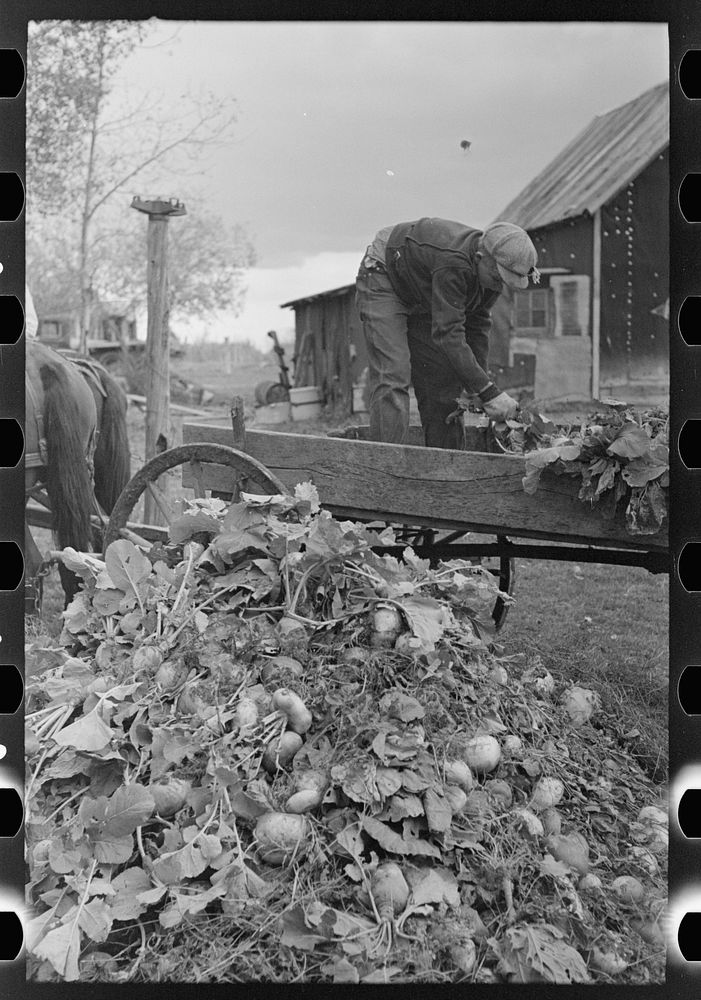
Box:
[101,401,669,632]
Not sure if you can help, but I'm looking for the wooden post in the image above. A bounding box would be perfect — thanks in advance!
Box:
[131,196,186,525]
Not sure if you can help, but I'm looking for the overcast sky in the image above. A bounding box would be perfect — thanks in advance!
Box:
[118,20,668,346]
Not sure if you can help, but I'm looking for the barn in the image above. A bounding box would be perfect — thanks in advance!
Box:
[281,80,668,415]
[490,80,669,404]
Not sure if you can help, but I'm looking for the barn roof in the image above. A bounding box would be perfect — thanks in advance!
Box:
[281,283,354,308]
[492,81,669,232]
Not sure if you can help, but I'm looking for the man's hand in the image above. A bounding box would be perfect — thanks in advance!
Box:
[482,391,519,421]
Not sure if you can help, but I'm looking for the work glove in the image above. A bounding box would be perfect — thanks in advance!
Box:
[482,391,519,422]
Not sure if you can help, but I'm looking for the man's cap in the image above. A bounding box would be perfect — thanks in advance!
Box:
[482,222,539,289]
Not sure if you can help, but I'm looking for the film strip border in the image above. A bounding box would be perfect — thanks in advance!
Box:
[672,33,701,976]
[0,10,27,988]
[0,6,700,1000]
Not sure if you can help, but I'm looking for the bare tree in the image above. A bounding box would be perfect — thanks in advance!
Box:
[27,21,249,350]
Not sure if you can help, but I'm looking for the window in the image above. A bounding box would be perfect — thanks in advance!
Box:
[514,288,551,332]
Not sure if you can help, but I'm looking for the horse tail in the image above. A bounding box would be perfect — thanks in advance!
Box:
[40,363,94,554]
[93,368,131,513]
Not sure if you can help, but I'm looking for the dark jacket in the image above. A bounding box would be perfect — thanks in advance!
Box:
[384,218,499,394]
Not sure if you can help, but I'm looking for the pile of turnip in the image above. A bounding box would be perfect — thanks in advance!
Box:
[24,487,667,984]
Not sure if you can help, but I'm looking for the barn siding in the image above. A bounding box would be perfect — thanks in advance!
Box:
[598,149,669,392]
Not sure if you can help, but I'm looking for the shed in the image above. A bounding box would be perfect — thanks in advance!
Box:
[491,80,669,403]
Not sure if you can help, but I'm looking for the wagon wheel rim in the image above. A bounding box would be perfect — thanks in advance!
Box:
[102,442,289,554]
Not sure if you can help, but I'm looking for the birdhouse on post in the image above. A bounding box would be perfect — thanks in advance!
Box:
[131,196,187,526]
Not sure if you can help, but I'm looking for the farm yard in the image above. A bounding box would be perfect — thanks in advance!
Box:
[25,364,669,985]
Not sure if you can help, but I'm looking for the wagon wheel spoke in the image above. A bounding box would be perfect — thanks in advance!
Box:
[146,480,176,524]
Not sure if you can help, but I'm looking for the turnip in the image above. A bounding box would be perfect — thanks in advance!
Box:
[260,655,304,683]
[176,685,208,716]
[235,697,259,732]
[560,686,600,727]
[490,664,509,686]
[285,788,323,813]
[545,833,590,875]
[448,936,477,974]
[502,734,523,756]
[368,861,411,954]
[154,659,188,691]
[541,807,562,837]
[611,875,645,903]
[629,846,659,876]
[463,735,501,774]
[530,776,565,812]
[261,731,303,774]
[149,778,191,817]
[444,759,474,792]
[133,645,164,674]
[631,915,665,948]
[484,779,512,810]
[254,811,308,865]
[370,603,403,647]
[513,808,544,839]
[590,944,628,976]
[341,646,371,667]
[444,784,468,815]
[293,768,328,795]
[271,688,313,734]
[578,873,603,892]
[637,805,666,828]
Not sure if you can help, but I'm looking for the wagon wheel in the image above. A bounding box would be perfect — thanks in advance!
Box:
[102,443,288,553]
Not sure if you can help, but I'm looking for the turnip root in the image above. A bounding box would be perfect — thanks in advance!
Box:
[590,944,628,976]
[513,808,544,839]
[176,685,208,716]
[134,645,165,674]
[530,776,565,812]
[260,655,304,683]
[444,784,468,815]
[285,788,323,813]
[149,778,191,817]
[631,915,665,948]
[546,832,590,875]
[341,646,371,667]
[560,686,600,727]
[578,873,603,892]
[293,768,328,795]
[235,697,259,732]
[368,861,411,954]
[271,688,313,734]
[254,811,308,865]
[463,735,501,774]
[444,759,474,792]
[541,807,562,837]
[448,936,477,974]
[154,659,188,691]
[262,731,303,774]
[490,664,508,686]
[502,734,523,756]
[611,875,645,903]
[370,603,403,648]
[637,805,667,828]
[484,779,512,810]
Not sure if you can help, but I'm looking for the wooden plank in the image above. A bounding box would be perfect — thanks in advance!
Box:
[182,422,667,551]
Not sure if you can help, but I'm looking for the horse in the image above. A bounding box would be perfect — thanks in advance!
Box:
[25,341,131,608]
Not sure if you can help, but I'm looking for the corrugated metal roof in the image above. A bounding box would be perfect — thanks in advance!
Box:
[492,81,668,231]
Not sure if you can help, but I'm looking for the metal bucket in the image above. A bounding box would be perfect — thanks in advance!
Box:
[254,380,290,405]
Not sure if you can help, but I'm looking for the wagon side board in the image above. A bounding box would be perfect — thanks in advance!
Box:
[181,422,667,552]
